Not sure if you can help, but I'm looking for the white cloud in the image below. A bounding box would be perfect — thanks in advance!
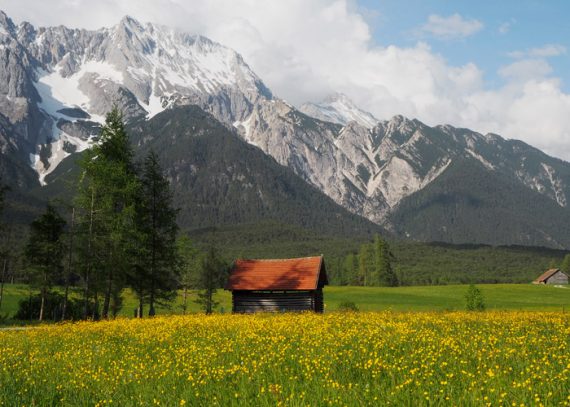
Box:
[419,13,483,40]
[499,59,553,82]
[499,22,511,34]
[498,18,515,34]
[1,0,570,160]
[508,44,567,59]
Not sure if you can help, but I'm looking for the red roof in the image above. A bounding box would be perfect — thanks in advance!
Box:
[533,268,562,283]
[225,256,327,291]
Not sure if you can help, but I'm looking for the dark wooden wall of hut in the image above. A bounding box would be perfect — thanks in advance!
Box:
[546,271,569,284]
[232,290,324,313]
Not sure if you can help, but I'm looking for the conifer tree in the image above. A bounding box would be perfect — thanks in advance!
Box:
[358,243,373,286]
[75,107,139,319]
[341,253,358,286]
[24,204,66,321]
[374,236,398,287]
[0,175,9,313]
[195,247,226,314]
[0,174,6,222]
[133,151,179,316]
[176,235,201,314]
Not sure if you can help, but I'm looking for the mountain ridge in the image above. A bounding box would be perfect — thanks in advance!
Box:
[1,11,570,248]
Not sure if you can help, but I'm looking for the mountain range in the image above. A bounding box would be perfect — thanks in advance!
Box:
[1,10,570,248]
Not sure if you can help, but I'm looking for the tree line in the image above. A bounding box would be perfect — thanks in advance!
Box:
[1,108,228,321]
[335,235,399,287]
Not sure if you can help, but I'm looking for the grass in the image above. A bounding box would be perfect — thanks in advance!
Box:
[0,312,568,406]
[1,283,568,323]
[324,284,570,312]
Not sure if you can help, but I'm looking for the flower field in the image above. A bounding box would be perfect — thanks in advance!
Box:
[1,312,569,406]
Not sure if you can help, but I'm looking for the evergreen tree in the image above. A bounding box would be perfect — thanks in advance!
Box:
[24,205,66,321]
[358,243,373,286]
[195,247,226,314]
[341,253,358,286]
[559,254,570,274]
[75,107,139,319]
[374,236,398,287]
[0,175,9,313]
[176,235,201,314]
[373,235,384,285]
[0,174,7,222]
[133,151,179,317]
[61,207,75,321]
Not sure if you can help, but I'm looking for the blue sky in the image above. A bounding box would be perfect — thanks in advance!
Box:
[358,0,570,91]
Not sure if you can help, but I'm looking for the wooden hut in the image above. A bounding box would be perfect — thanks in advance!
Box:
[225,256,328,313]
[532,268,569,285]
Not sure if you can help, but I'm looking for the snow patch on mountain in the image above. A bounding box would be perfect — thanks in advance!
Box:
[466,149,496,171]
[300,93,379,128]
[35,61,123,122]
[541,163,567,207]
[10,15,272,183]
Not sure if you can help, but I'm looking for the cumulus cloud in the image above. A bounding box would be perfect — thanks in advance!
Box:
[419,14,483,40]
[1,0,570,159]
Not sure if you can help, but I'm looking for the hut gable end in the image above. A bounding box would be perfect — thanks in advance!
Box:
[533,268,569,285]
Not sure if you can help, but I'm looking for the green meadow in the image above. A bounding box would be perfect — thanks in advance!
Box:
[1,283,568,323]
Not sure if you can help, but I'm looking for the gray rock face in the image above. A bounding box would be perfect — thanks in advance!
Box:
[1,10,570,241]
[237,98,570,227]
[0,11,272,184]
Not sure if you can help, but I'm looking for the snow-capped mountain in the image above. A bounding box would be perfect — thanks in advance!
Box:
[0,12,271,183]
[2,11,570,247]
[299,93,379,128]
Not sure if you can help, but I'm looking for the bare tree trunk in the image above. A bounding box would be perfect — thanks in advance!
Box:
[102,268,112,319]
[149,288,155,316]
[102,246,112,319]
[84,190,95,319]
[111,289,120,318]
[0,256,7,312]
[39,287,45,321]
[208,287,213,314]
[0,227,12,313]
[138,296,144,319]
[148,194,157,317]
[182,286,188,314]
[92,290,99,320]
[62,207,75,321]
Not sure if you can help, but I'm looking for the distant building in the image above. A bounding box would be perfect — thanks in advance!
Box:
[225,256,328,313]
[532,268,569,285]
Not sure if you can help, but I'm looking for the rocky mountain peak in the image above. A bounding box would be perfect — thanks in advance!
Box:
[118,15,144,31]
[299,92,378,128]
[0,11,276,183]
[0,10,16,36]
[2,11,570,249]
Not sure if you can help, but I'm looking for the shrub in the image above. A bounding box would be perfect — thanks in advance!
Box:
[15,292,92,321]
[338,301,359,312]
[465,284,485,311]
